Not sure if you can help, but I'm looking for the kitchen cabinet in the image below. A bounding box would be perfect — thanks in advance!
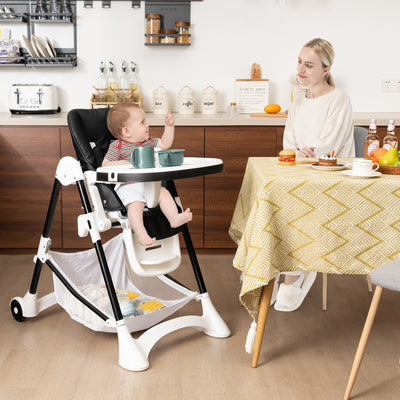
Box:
[0,126,62,249]
[0,0,77,67]
[204,126,277,248]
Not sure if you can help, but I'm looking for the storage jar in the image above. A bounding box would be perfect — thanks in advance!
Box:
[201,86,217,114]
[175,21,190,44]
[178,86,194,114]
[153,86,169,114]
[145,14,161,43]
[160,29,176,44]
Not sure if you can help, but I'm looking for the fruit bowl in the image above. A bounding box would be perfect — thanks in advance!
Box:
[377,165,400,175]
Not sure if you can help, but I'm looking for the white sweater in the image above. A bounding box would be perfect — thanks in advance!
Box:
[283,88,355,157]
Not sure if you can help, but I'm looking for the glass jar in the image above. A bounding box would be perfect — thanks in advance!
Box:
[175,21,190,44]
[160,29,176,44]
[227,102,238,117]
[145,14,161,43]
[153,86,169,114]
[201,86,217,114]
[178,86,194,114]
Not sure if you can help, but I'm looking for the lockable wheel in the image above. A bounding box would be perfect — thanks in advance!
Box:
[10,299,25,322]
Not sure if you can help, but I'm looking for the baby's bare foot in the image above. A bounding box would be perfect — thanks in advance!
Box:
[170,208,192,228]
[136,231,156,246]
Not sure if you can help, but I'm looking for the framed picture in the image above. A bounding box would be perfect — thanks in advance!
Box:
[235,79,269,113]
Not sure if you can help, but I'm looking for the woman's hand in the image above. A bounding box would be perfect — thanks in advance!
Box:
[297,146,315,158]
[165,108,175,127]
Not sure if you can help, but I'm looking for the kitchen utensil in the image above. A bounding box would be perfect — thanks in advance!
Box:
[342,170,381,179]
[23,35,38,57]
[352,159,379,176]
[9,84,60,114]
[250,112,287,118]
[131,147,155,169]
[45,37,57,57]
[158,149,185,167]
[309,162,350,171]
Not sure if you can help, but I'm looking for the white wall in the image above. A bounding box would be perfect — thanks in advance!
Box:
[1,0,400,113]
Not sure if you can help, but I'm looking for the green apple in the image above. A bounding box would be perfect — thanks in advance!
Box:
[379,147,399,165]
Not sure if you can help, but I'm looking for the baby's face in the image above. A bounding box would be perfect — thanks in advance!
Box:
[123,107,149,144]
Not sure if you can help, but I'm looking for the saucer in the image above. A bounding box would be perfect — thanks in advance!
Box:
[342,170,382,179]
[310,162,350,171]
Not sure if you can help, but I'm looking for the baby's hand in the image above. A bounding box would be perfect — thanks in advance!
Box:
[165,108,175,127]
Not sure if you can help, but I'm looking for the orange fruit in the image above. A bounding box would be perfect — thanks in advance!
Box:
[264,104,281,114]
[371,148,387,163]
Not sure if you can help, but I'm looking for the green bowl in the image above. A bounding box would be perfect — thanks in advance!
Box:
[158,149,185,167]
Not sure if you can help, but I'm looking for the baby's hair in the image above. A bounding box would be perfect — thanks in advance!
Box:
[107,102,141,137]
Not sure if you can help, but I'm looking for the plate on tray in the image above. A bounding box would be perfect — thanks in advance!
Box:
[45,36,56,58]
[309,162,351,171]
[23,35,38,58]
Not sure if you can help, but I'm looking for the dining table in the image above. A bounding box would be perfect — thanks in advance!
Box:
[229,157,400,367]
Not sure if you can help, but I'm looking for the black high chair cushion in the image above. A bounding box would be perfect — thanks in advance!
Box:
[67,108,183,240]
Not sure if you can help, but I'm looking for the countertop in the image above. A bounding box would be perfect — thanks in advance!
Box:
[0,111,399,127]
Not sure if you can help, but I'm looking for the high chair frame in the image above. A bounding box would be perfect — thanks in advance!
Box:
[10,108,230,371]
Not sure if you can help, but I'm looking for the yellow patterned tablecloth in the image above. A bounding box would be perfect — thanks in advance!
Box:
[229,157,400,317]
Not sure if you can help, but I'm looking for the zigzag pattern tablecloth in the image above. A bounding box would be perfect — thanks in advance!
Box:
[229,157,400,316]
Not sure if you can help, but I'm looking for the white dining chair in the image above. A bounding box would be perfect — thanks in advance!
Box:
[344,260,400,399]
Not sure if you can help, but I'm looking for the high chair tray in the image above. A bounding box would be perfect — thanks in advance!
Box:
[96,157,223,183]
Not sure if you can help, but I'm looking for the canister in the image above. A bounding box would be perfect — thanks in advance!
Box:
[160,29,176,44]
[201,86,217,114]
[145,14,161,43]
[175,21,190,44]
[153,86,169,114]
[178,86,194,114]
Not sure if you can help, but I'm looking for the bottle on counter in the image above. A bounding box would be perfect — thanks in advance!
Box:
[383,119,397,150]
[129,61,139,101]
[107,61,118,102]
[119,61,129,101]
[364,118,379,159]
[96,61,107,101]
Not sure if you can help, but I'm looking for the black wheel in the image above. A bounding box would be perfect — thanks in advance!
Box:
[10,299,25,322]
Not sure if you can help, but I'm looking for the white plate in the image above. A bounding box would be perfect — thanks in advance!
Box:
[342,170,382,179]
[45,36,56,57]
[309,162,351,171]
[45,37,57,58]
[34,36,50,57]
[23,35,38,57]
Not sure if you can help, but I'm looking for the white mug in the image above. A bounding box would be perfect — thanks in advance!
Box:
[352,159,379,176]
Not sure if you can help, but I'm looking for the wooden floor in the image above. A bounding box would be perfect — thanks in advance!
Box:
[1,253,400,400]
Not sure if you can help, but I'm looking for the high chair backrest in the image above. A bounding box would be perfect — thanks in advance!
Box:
[67,108,126,214]
[67,108,114,172]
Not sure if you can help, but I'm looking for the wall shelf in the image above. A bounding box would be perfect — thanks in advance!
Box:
[0,0,77,67]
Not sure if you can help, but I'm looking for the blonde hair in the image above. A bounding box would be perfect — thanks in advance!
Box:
[304,38,335,87]
[107,102,141,137]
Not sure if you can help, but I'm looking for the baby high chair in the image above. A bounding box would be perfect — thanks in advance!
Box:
[10,108,230,371]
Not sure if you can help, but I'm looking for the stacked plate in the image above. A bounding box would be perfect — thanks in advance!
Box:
[23,35,57,58]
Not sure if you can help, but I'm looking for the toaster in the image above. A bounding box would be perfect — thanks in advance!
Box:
[9,84,61,114]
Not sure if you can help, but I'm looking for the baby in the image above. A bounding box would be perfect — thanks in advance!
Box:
[102,102,192,246]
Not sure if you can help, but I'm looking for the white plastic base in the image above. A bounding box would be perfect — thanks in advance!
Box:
[116,292,231,371]
[11,291,57,318]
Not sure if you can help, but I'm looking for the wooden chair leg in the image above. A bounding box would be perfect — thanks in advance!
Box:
[322,272,328,310]
[366,275,373,292]
[252,278,275,368]
[344,285,384,400]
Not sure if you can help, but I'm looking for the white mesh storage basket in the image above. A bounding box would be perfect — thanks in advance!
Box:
[50,234,197,333]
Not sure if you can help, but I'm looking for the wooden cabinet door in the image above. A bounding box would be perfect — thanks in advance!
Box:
[204,127,277,248]
[0,127,62,249]
[61,126,205,249]
[151,126,205,248]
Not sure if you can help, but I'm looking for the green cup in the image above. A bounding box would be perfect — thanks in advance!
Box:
[130,146,155,169]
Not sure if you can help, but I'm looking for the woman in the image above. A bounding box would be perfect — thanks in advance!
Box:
[274,38,355,312]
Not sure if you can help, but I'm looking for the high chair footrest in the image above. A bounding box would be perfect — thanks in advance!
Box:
[140,254,179,266]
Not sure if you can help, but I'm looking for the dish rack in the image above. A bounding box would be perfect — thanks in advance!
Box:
[90,88,143,109]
